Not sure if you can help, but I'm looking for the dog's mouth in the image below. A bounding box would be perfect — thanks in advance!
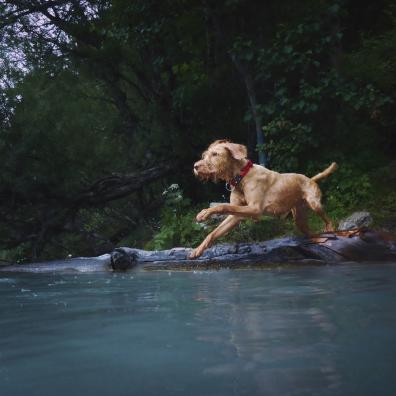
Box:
[193,167,216,181]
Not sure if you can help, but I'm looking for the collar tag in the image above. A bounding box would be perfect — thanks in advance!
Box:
[226,160,253,190]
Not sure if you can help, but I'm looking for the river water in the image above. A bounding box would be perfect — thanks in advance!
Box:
[1,263,396,396]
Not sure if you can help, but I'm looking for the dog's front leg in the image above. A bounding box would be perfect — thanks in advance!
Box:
[189,215,242,259]
[196,204,261,222]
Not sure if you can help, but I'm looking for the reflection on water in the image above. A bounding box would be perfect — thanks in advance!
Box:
[1,264,396,396]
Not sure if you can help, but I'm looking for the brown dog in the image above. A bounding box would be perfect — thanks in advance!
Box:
[189,139,337,259]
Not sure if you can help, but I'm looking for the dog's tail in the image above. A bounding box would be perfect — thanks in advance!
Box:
[311,162,338,182]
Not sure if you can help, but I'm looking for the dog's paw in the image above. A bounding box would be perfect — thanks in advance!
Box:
[189,247,204,259]
[196,209,211,222]
[324,224,335,233]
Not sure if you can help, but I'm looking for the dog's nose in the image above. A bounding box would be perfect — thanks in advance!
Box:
[193,161,201,170]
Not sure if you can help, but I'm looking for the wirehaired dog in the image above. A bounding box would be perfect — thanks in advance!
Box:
[190,139,337,259]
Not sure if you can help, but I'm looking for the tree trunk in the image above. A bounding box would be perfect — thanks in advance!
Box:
[236,66,266,166]
[208,8,267,166]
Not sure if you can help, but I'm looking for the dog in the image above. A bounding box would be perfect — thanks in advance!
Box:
[189,139,337,259]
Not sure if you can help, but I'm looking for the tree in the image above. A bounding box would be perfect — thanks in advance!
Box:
[0,0,395,260]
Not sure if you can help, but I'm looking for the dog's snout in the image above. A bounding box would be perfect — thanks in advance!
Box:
[193,161,202,170]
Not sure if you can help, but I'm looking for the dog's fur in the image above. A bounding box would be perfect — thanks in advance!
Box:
[189,139,338,259]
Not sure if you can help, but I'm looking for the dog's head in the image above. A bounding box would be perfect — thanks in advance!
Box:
[193,139,248,182]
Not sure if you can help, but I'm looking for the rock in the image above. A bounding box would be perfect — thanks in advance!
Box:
[338,211,373,231]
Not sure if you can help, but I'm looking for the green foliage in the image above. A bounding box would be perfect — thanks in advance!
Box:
[344,13,396,92]
[223,217,296,243]
[1,0,396,260]
[253,11,394,172]
[324,164,374,211]
[1,69,126,191]
[146,184,208,250]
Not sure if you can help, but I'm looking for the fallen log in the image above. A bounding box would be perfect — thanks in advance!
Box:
[1,228,395,273]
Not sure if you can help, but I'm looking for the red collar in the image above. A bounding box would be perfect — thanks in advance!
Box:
[226,160,253,190]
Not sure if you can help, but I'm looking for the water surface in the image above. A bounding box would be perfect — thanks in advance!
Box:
[1,263,396,396]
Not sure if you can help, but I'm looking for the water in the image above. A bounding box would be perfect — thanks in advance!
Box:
[1,264,396,396]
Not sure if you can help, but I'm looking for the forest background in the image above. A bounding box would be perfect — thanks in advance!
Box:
[1,0,395,262]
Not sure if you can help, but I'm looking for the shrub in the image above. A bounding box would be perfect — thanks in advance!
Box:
[146,184,210,250]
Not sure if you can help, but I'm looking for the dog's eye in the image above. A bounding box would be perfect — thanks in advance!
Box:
[212,152,218,156]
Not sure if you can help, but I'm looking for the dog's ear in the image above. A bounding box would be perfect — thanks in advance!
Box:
[223,143,248,160]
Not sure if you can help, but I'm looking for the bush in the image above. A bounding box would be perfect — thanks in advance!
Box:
[322,163,374,211]
[145,184,210,250]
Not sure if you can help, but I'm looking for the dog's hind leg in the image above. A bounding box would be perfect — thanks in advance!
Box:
[312,205,334,232]
[304,184,334,232]
[292,205,312,236]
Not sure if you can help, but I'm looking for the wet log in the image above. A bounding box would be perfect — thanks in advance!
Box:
[1,228,395,273]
